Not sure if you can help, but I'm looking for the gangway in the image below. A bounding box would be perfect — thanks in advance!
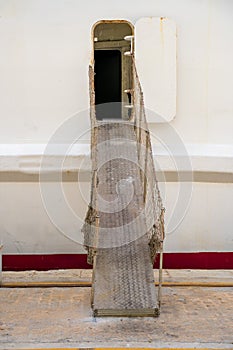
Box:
[82,59,165,316]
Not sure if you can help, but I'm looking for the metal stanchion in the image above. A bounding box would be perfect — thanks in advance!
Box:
[158,249,163,309]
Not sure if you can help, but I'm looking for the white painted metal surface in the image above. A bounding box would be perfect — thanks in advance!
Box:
[135,17,176,122]
[0,0,232,256]
[0,181,232,254]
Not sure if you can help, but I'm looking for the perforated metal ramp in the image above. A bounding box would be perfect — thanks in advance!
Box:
[93,241,159,317]
[91,122,159,316]
[82,61,164,317]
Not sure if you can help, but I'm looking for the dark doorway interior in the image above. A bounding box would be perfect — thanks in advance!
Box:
[94,50,122,120]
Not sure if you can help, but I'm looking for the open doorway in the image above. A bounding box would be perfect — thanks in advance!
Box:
[94,50,121,119]
[93,21,134,120]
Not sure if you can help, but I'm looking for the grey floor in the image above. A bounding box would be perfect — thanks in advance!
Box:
[0,269,232,349]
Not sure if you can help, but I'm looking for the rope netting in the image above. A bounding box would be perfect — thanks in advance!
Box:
[82,58,165,265]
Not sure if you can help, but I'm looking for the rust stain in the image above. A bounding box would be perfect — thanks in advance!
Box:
[160,17,166,31]
[160,17,165,47]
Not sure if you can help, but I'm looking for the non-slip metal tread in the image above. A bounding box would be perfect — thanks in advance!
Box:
[91,121,158,316]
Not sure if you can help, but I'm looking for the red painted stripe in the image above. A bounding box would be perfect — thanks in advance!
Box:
[2,254,90,271]
[2,252,233,271]
[157,252,233,270]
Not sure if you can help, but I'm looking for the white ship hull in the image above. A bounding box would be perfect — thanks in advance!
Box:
[0,0,232,269]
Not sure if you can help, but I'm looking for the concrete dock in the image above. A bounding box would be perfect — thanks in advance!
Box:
[0,269,232,349]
